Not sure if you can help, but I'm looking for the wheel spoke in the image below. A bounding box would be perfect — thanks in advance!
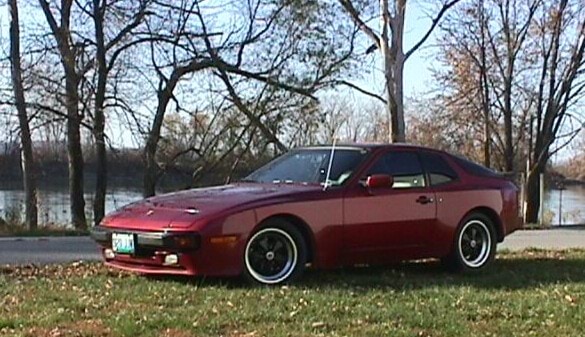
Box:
[273,240,284,252]
[462,244,472,257]
[250,250,264,263]
[258,238,270,251]
[462,233,471,243]
[273,252,287,263]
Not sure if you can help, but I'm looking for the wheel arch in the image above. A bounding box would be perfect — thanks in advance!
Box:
[254,213,316,264]
[462,206,504,242]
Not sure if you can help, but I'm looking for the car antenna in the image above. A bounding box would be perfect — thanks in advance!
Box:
[323,137,337,191]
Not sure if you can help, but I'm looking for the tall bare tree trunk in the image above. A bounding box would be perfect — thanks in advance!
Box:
[64,70,86,229]
[340,0,459,144]
[525,161,545,223]
[503,75,514,172]
[479,0,491,168]
[93,0,107,225]
[381,0,406,143]
[39,0,86,229]
[143,80,177,197]
[9,0,38,229]
[389,0,406,143]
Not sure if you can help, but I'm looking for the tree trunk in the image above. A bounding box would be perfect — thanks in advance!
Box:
[392,58,406,143]
[525,161,545,224]
[9,0,38,230]
[479,0,491,168]
[143,83,175,197]
[39,0,86,229]
[65,71,87,229]
[93,0,107,226]
[392,0,406,143]
[503,79,514,172]
[143,142,158,198]
[382,0,407,143]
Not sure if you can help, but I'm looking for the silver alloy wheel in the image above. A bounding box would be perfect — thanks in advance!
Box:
[245,228,298,284]
[457,220,492,268]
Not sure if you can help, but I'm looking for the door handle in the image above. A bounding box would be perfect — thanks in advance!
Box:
[416,196,434,204]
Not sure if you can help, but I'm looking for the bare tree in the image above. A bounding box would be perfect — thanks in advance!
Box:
[525,0,585,223]
[486,0,539,172]
[9,0,38,229]
[91,0,151,225]
[39,0,87,229]
[338,0,460,142]
[140,0,357,196]
[429,0,585,223]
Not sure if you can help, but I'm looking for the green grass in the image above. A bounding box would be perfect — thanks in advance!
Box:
[1,250,584,337]
[0,222,88,237]
[0,228,89,237]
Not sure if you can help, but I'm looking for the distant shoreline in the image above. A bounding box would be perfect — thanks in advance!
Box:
[562,178,585,186]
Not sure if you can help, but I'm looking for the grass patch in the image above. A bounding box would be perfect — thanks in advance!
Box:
[1,250,584,336]
[0,220,88,237]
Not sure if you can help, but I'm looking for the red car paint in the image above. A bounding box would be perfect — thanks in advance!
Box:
[92,144,522,277]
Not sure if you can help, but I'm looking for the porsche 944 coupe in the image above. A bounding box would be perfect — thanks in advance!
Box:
[91,144,521,284]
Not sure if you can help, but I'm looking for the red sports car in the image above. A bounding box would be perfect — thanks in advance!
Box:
[91,144,522,284]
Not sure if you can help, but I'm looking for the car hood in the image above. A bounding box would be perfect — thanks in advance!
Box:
[102,183,323,230]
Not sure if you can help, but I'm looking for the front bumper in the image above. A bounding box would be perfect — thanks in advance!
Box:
[90,226,201,275]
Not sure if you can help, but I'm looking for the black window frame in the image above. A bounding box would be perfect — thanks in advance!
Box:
[419,151,460,187]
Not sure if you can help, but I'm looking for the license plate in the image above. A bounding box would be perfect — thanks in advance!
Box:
[112,233,135,254]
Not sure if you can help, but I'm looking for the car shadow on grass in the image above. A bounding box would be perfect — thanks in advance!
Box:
[146,250,585,290]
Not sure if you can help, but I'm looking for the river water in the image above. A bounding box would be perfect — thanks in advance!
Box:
[0,184,584,227]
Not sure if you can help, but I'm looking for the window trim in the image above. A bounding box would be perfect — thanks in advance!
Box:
[419,151,460,187]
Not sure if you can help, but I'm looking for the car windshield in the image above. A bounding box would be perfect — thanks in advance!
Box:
[244,148,368,186]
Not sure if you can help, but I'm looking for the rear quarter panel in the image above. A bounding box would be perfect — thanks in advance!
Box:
[432,187,504,256]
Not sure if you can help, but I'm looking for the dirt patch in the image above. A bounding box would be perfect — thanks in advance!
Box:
[0,262,129,281]
[23,319,112,337]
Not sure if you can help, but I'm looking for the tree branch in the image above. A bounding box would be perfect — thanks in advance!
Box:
[405,0,461,61]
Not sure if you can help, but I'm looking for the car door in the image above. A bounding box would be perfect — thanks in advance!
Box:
[418,150,462,256]
[342,149,437,264]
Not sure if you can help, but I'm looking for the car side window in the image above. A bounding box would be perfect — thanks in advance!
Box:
[419,152,459,186]
[366,151,426,189]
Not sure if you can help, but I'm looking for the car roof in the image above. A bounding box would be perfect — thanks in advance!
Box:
[299,143,444,153]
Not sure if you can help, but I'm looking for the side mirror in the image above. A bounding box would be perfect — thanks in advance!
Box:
[366,174,393,189]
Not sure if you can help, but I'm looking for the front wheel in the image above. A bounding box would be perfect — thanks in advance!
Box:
[243,220,307,285]
[442,213,496,272]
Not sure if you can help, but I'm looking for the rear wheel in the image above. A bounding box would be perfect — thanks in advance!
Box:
[442,213,496,272]
[243,220,307,285]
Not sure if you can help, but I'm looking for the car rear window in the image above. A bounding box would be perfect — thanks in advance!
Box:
[419,152,459,186]
[452,156,503,178]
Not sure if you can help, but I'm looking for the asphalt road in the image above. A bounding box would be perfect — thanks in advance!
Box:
[498,228,585,251]
[0,228,584,265]
[0,236,101,265]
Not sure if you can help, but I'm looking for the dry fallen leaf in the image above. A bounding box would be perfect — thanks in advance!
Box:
[312,322,326,328]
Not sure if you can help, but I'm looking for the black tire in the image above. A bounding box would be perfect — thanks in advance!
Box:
[441,213,497,273]
[242,219,307,285]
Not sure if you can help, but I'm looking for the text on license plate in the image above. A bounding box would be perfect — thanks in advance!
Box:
[112,233,135,254]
